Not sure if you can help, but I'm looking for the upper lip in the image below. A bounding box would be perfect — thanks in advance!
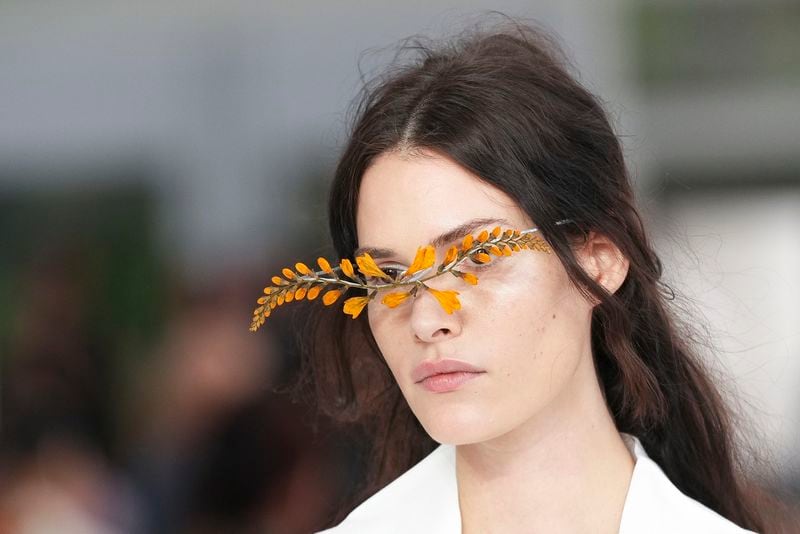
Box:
[412,359,485,383]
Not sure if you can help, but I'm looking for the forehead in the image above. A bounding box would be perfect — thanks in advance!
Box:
[355,151,530,256]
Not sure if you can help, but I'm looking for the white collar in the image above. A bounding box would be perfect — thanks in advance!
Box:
[320,433,755,533]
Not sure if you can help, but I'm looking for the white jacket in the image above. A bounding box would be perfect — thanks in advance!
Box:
[318,433,756,533]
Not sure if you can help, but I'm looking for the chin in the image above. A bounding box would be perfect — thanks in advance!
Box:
[413,401,498,445]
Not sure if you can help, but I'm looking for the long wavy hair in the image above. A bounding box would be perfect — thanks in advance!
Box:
[294,18,779,532]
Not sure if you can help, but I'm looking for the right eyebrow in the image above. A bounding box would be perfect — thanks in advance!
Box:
[353,216,513,260]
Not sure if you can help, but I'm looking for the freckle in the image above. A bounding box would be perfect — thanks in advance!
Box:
[552,314,556,319]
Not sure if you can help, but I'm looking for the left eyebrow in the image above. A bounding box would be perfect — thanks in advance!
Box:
[354,217,515,260]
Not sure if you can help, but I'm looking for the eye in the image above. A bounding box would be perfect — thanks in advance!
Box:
[364,265,405,284]
[468,248,491,265]
[382,266,405,281]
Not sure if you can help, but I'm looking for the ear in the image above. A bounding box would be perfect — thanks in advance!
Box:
[575,231,630,296]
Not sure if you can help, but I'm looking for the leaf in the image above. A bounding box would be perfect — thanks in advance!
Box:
[462,273,479,285]
[426,287,461,314]
[307,286,322,300]
[322,289,342,305]
[356,253,390,280]
[381,291,411,308]
[340,259,356,280]
[407,245,436,276]
[343,296,370,319]
[443,245,458,265]
[461,234,474,251]
[317,257,334,274]
[474,252,492,264]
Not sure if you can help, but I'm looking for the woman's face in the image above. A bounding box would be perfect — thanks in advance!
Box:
[355,150,596,445]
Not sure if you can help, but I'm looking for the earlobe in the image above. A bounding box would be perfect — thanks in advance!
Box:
[577,232,630,295]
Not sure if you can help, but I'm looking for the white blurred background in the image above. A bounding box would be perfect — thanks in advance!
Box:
[1,1,798,532]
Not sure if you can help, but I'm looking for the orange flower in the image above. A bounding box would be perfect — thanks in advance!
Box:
[426,287,461,314]
[473,252,492,264]
[530,237,552,253]
[461,234,474,251]
[247,225,560,333]
[322,289,342,305]
[381,291,411,308]
[340,259,356,279]
[307,286,322,300]
[443,245,458,265]
[356,253,389,280]
[462,273,479,285]
[406,245,436,276]
[343,296,370,319]
[317,257,333,274]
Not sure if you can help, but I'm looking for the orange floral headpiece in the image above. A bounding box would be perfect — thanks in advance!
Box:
[250,225,554,332]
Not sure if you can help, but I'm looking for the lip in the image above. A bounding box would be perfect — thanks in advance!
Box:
[412,359,486,393]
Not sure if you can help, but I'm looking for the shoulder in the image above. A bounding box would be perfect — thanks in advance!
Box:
[316,444,460,534]
[620,433,758,534]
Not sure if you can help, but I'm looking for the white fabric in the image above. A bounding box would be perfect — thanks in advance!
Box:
[318,433,757,533]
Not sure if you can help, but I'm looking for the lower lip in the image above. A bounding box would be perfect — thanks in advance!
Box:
[419,371,484,393]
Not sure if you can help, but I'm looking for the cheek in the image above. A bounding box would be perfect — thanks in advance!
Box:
[367,306,408,379]
[479,265,589,388]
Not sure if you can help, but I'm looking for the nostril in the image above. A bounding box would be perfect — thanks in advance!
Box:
[414,327,451,342]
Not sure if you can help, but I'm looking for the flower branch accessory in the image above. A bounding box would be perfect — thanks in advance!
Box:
[250,224,562,332]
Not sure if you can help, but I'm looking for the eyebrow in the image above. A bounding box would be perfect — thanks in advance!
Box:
[354,217,515,260]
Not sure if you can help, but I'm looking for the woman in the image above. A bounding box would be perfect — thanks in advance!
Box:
[252,20,772,533]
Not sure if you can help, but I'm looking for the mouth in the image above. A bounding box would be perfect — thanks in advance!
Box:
[412,359,486,393]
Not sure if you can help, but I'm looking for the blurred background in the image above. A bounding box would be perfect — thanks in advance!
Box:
[0,1,798,532]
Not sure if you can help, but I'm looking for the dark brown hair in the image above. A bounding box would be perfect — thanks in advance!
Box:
[295,18,779,531]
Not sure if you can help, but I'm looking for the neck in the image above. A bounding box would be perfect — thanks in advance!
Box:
[455,350,635,534]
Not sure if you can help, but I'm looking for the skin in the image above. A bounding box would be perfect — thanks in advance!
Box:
[356,149,635,533]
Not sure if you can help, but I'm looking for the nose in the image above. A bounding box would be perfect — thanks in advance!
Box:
[409,283,463,343]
